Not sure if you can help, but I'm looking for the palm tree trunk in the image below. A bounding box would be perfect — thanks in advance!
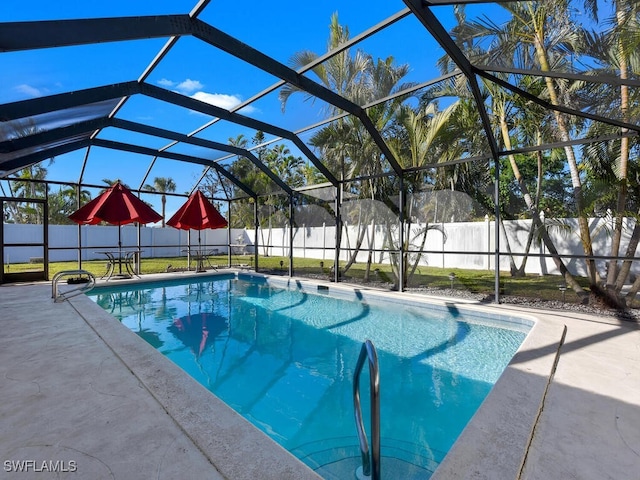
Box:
[616,220,640,293]
[500,114,585,298]
[516,149,545,276]
[161,194,166,228]
[406,222,429,287]
[342,221,368,274]
[610,5,631,290]
[622,225,640,303]
[533,32,597,286]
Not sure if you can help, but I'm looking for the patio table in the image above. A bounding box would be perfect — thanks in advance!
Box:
[96,250,142,280]
[182,249,216,273]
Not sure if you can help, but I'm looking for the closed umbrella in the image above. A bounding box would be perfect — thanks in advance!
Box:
[69,181,162,274]
[167,190,228,270]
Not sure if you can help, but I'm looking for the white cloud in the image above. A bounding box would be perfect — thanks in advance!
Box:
[190,91,256,114]
[176,79,203,94]
[15,84,44,98]
[157,78,176,88]
[157,78,258,114]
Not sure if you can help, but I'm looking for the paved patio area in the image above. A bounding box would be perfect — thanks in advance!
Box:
[1,272,638,479]
[1,274,320,480]
[432,301,640,480]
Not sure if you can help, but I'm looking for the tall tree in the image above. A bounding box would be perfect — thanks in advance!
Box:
[4,119,54,224]
[281,14,415,279]
[279,13,370,115]
[101,178,127,191]
[385,102,459,288]
[456,0,596,301]
[48,185,92,224]
[580,0,640,303]
[9,164,49,224]
[144,177,176,227]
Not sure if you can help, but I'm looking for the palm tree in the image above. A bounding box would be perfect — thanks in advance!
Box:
[265,145,305,188]
[458,0,597,301]
[101,178,127,192]
[48,184,92,224]
[281,14,415,279]
[279,13,370,115]
[9,164,49,224]
[3,119,55,224]
[384,102,459,287]
[471,0,640,305]
[580,0,640,303]
[144,177,176,227]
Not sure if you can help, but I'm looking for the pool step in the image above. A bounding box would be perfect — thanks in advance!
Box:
[292,436,440,479]
[315,455,434,480]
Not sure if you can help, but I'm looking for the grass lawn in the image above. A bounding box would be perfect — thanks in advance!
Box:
[5,254,592,305]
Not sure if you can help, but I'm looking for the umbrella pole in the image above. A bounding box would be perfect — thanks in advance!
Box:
[197,230,202,272]
[118,224,123,275]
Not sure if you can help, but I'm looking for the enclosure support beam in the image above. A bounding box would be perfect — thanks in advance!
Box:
[253,199,259,272]
[1,80,287,199]
[0,139,92,176]
[0,117,107,153]
[191,18,404,176]
[398,177,405,292]
[77,146,91,191]
[493,161,501,302]
[478,70,640,134]
[91,139,256,199]
[0,82,139,120]
[405,0,503,303]
[75,183,82,270]
[43,191,49,281]
[226,211,232,269]
[334,185,342,284]
[141,83,294,195]
[0,203,3,284]
[288,196,294,277]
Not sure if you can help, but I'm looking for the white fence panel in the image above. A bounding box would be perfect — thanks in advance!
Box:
[3,224,236,263]
[4,217,640,280]
[248,216,640,278]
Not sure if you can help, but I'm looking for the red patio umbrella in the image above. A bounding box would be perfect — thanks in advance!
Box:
[69,181,162,267]
[170,311,228,357]
[167,190,228,250]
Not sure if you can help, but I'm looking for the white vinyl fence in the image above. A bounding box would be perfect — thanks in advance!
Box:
[4,216,639,278]
[3,224,249,264]
[248,216,639,278]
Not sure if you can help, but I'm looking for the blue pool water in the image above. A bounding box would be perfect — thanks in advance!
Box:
[88,274,529,478]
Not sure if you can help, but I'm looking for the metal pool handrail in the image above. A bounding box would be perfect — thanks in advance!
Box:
[52,269,96,302]
[353,339,380,480]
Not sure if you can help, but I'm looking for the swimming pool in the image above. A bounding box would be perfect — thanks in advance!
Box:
[88,274,530,479]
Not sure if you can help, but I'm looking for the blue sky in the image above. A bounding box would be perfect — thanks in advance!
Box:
[1,0,506,220]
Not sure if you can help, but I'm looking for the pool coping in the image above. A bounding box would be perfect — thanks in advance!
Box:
[75,270,567,479]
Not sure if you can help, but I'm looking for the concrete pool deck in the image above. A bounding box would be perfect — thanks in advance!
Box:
[1,271,638,479]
